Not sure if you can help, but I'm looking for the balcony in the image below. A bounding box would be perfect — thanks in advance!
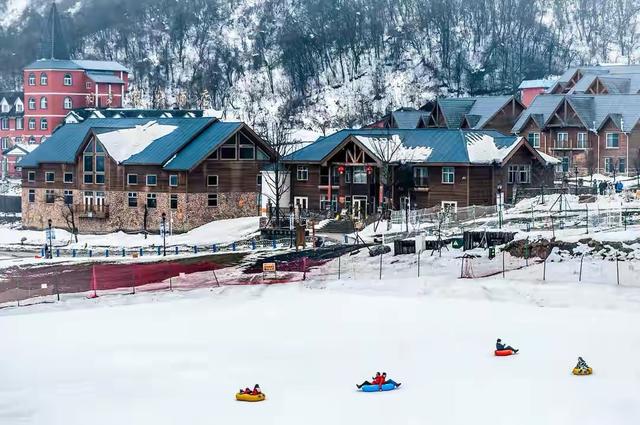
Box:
[552,139,570,150]
[74,204,109,219]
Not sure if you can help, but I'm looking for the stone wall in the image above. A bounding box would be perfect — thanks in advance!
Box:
[21,189,260,233]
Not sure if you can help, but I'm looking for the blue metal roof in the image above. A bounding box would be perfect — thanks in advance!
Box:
[86,72,125,84]
[20,117,218,168]
[283,128,514,164]
[25,59,129,72]
[164,121,243,170]
[121,118,213,165]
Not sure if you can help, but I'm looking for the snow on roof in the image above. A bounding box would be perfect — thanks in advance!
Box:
[356,135,433,163]
[289,129,324,143]
[465,133,519,164]
[537,150,561,165]
[518,78,558,89]
[96,121,178,163]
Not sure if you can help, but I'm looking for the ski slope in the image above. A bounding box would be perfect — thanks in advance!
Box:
[0,273,639,425]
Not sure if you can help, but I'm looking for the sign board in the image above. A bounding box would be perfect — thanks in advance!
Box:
[40,283,48,289]
[262,262,277,279]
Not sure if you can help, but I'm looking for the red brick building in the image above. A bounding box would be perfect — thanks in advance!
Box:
[517,79,557,107]
[0,3,129,176]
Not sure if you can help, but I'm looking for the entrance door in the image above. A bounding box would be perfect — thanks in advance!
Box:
[352,196,367,219]
[83,191,94,211]
[95,191,106,212]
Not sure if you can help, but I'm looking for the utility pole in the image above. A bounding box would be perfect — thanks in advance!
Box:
[161,212,167,256]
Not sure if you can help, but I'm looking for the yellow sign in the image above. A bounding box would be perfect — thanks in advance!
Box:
[262,262,276,273]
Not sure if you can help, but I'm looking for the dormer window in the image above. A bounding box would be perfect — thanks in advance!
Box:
[0,100,9,113]
[40,73,48,85]
[15,100,23,113]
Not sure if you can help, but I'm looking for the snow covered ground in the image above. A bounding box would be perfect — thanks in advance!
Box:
[1,249,639,424]
[0,216,261,250]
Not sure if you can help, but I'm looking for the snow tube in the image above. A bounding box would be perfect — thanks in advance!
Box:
[361,383,397,392]
[572,367,593,376]
[235,393,266,402]
[494,349,514,356]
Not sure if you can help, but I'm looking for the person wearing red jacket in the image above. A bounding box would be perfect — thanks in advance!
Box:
[251,384,261,395]
[356,372,382,389]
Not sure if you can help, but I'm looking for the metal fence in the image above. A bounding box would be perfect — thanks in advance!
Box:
[0,195,20,213]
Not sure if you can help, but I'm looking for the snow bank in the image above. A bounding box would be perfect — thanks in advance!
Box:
[97,121,177,162]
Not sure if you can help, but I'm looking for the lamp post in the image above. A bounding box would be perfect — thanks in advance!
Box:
[47,219,53,259]
[161,212,166,256]
[574,166,579,196]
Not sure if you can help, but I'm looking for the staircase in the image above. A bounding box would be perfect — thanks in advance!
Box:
[317,219,355,234]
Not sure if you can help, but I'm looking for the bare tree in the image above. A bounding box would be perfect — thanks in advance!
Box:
[262,121,296,227]
[53,193,78,243]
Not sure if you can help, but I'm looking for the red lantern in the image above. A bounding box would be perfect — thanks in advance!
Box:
[338,165,345,175]
[366,165,373,175]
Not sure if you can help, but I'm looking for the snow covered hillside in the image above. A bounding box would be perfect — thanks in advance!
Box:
[1,253,640,424]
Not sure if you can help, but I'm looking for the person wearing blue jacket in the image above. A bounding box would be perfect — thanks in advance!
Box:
[496,338,519,353]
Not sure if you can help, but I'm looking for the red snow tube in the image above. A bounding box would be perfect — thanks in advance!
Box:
[494,349,514,356]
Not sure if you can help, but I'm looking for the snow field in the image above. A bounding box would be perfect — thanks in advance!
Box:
[0,277,639,425]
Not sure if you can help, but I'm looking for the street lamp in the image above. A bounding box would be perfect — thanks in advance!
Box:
[574,166,579,196]
[161,212,166,256]
[47,218,53,259]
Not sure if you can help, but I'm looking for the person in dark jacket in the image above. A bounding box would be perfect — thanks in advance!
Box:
[356,372,382,389]
[381,372,401,388]
[496,338,518,353]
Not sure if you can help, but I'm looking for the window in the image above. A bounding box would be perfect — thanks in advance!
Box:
[170,194,178,210]
[556,132,568,149]
[83,139,105,185]
[28,73,36,86]
[207,193,218,207]
[45,171,55,183]
[169,175,178,187]
[577,132,588,149]
[45,189,55,203]
[219,139,236,159]
[64,190,73,205]
[1,118,7,130]
[413,167,429,187]
[561,157,570,173]
[128,192,138,207]
[0,102,8,113]
[320,194,338,211]
[508,165,531,184]
[296,166,309,181]
[256,147,269,160]
[238,134,255,159]
[294,196,309,210]
[528,133,540,149]
[604,157,613,173]
[127,174,138,185]
[146,175,157,186]
[86,82,92,90]
[28,119,36,130]
[1,137,8,149]
[40,73,48,85]
[40,118,48,130]
[64,97,73,110]
[40,97,48,109]
[256,174,262,186]
[64,172,73,183]
[441,201,457,213]
[147,193,157,208]
[606,133,619,148]
[353,166,367,184]
[207,175,218,186]
[619,157,626,173]
[441,167,455,184]
[15,102,23,113]
[28,189,35,203]
[16,117,23,130]
[28,171,35,182]
[63,74,72,86]
[345,168,352,183]
[28,98,35,110]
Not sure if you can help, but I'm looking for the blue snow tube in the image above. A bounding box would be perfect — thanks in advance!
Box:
[361,383,397,392]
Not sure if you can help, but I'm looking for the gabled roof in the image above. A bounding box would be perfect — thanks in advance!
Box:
[391,110,429,129]
[65,108,204,123]
[25,59,129,73]
[2,143,38,156]
[550,65,640,94]
[433,96,515,129]
[512,95,565,132]
[0,92,24,117]
[282,128,537,166]
[513,94,640,133]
